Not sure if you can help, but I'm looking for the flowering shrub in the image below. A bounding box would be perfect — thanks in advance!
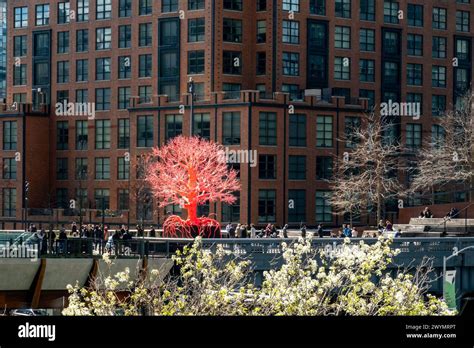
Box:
[63,236,453,316]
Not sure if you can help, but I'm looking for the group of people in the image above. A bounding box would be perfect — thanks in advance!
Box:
[224,223,328,239]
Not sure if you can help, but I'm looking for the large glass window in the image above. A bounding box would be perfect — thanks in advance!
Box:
[289,156,306,180]
[335,0,351,18]
[193,113,210,139]
[36,4,50,26]
[95,158,110,180]
[165,115,183,141]
[223,112,241,145]
[289,114,306,147]
[137,116,154,147]
[259,112,277,146]
[316,191,332,222]
[56,121,68,150]
[95,120,111,149]
[317,116,333,148]
[96,0,111,19]
[258,190,276,223]
[118,119,130,149]
[288,190,306,223]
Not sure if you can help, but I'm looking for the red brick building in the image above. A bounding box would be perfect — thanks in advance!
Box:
[0,0,472,229]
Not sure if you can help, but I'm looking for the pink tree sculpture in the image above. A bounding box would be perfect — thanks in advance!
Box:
[146,136,241,238]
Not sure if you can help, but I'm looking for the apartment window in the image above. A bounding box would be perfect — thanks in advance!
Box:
[282,20,299,44]
[193,113,210,139]
[118,189,129,210]
[456,11,470,32]
[76,29,89,52]
[76,89,88,104]
[259,155,276,179]
[57,121,69,150]
[456,38,470,61]
[95,120,111,149]
[335,26,351,49]
[165,115,183,141]
[257,0,267,11]
[94,189,110,210]
[432,36,446,58]
[289,114,306,147]
[359,59,375,82]
[162,0,179,12]
[288,190,306,222]
[360,89,375,109]
[188,18,205,42]
[57,90,69,104]
[14,36,27,57]
[223,112,241,145]
[316,191,332,222]
[432,66,446,88]
[75,158,88,179]
[75,59,88,82]
[14,7,28,28]
[407,4,423,27]
[2,189,16,217]
[432,95,446,116]
[77,0,89,21]
[139,0,152,15]
[223,0,243,11]
[96,58,111,80]
[58,2,71,24]
[56,61,69,84]
[118,119,130,149]
[335,0,351,18]
[119,0,132,17]
[222,192,240,223]
[56,158,68,180]
[407,63,422,86]
[95,159,110,180]
[456,68,470,93]
[406,124,422,150]
[344,116,361,148]
[223,51,242,75]
[96,27,112,50]
[282,52,300,76]
[317,116,333,148]
[407,34,423,56]
[138,86,152,104]
[223,81,241,96]
[57,31,70,54]
[384,1,399,24]
[433,8,447,30]
[119,25,131,48]
[137,116,153,147]
[139,23,152,46]
[310,0,325,15]
[360,28,375,51]
[118,157,130,180]
[289,156,306,180]
[96,0,111,19]
[36,4,50,26]
[2,158,17,180]
[258,190,276,223]
[360,0,375,21]
[283,0,299,12]
[257,21,266,43]
[256,52,266,75]
[189,0,205,10]
[75,120,88,150]
[384,31,399,54]
[118,87,131,109]
[118,56,131,79]
[13,65,27,86]
[282,84,301,101]
[188,51,205,74]
[406,93,422,117]
[259,112,277,146]
[13,94,27,103]
[3,122,17,151]
[95,88,111,110]
[316,157,333,180]
[223,19,242,43]
[139,55,152,77]
[383,61,399,84]
[334,57,350,80]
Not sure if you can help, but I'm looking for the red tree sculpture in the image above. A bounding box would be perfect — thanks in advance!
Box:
[146,136,241,238]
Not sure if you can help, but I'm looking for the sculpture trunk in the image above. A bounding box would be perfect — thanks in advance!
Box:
[186,167,198,223]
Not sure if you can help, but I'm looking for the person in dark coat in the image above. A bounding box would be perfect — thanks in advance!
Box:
[317,224,324,238]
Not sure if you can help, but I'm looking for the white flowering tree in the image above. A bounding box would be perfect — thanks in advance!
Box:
[63,237,452,316]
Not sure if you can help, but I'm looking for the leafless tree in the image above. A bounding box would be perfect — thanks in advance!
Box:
[329,112,403,226]
[409,92,474,202]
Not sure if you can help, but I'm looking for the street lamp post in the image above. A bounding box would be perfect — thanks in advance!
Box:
[188,79,195,136]
[443,245,474,308]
